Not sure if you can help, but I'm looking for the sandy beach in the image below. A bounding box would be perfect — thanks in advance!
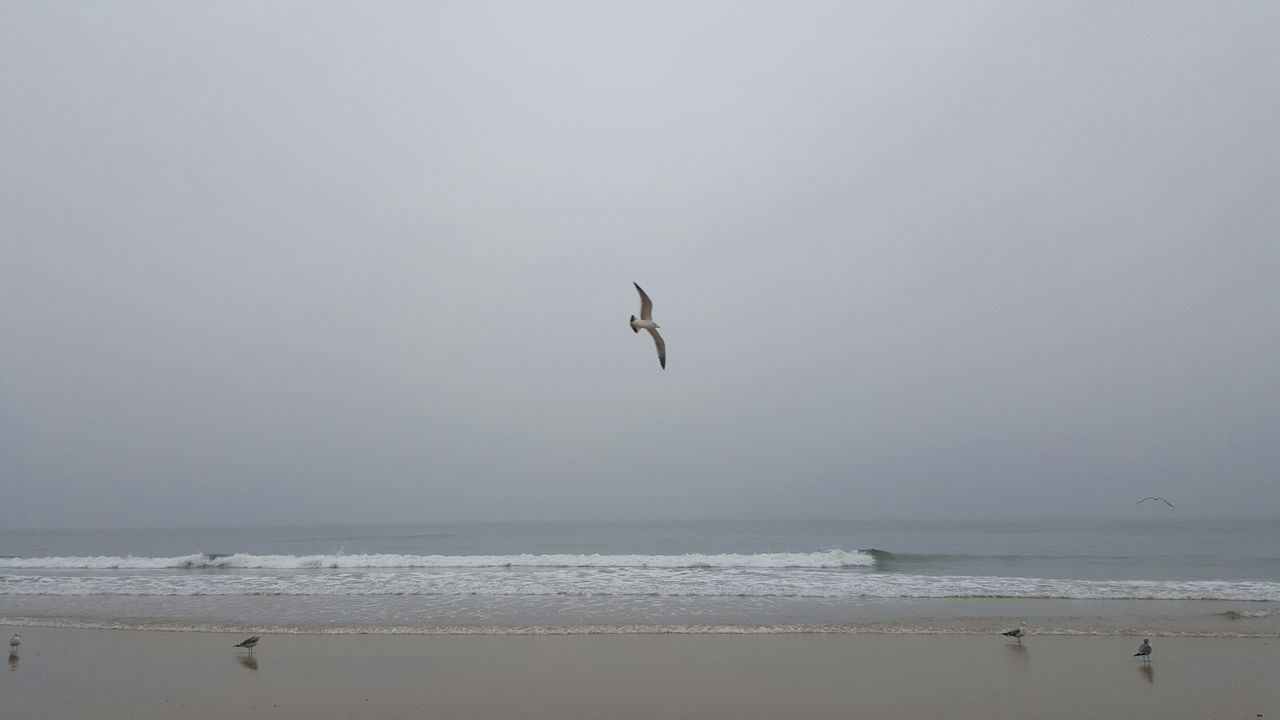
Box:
[2,627,1275,719]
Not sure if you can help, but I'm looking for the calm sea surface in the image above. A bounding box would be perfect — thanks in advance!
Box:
[3,519,1278,636]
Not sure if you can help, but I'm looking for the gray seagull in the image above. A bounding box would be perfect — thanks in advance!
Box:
[233,635,260,653]
[1001,621,1026,642]
[630,282,665,369]
[1137,497,1175,508]
[1134,639,1152,662]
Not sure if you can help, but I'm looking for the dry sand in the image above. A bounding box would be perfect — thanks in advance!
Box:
[2,627,1276,719]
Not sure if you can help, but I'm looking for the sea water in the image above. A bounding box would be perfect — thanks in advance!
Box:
[2,519,1277,635]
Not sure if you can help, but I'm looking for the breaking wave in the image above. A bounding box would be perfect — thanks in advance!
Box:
[1216,608,1280,619]
[3,569,1279,601]
[0,550,876,571]
[4,550,1277,602]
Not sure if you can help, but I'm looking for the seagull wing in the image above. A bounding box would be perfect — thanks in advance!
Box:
[1159,498,1175,508]
[645,327,666,369]
[633,282,654,321]
[1137,497,1156,504]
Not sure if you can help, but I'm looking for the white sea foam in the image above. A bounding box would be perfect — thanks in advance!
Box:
[3,617,1277,638]
[0,550,876,570]
[3,567,1279,601]
[1218,608,1279,619]
[3,551,1278,602]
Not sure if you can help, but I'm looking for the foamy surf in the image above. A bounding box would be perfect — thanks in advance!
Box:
[3,568,1279,601]
[1217,608,1280,619]
[5,520,1277,641]
[3,616,1277,638]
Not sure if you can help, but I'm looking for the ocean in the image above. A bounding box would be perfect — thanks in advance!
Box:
[2,519,1278,636]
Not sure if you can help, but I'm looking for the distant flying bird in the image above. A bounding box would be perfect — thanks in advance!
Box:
[8,633,20,651]
[233,635,260,653]
[1001,622,1026,642]
[1137,497,1175,508]
[1134,639,1152,662]
[630,282,665,369]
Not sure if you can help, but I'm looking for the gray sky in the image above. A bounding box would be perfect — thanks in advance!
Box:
[2,1,1277,529]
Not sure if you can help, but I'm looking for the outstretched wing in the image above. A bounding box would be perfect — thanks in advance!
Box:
[1159,498,1175,508]
[633,282,654,321]
[645,327,666,369]
[1137,497,1156,504]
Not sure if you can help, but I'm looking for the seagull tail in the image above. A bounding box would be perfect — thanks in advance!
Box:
[630,315,639,333]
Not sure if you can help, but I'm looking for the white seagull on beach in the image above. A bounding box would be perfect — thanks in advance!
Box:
[1134,639,1152,662]
[9,633,20,651]
[1137,497,1175,508]
[1001,622,1026,642]
[233,635,260,653]
[630,282,665,369]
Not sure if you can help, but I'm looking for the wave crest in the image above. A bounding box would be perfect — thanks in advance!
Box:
[0,549,877,571]
[1217,609,1279,619]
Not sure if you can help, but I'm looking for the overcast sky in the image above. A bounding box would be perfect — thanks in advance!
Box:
[1,2,1277,529]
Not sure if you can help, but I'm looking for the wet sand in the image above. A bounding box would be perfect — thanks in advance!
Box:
[2,627,1276,719]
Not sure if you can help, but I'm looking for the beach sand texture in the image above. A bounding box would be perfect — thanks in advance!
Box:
[2,628,1276,719]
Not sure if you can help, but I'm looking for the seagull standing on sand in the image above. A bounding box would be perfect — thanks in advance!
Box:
[234,635,260,653]
[1002,622,1027,642]
[630,282,665,369]
[9,633,20,651]
[1134,639,1152,662]
[1137,497,1176,508]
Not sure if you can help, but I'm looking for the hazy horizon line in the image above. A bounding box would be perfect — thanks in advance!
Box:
[4,514,1278,534]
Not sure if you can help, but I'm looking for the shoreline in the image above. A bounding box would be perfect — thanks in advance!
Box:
[5,616,1280,638]
[6,594,1279,638]
[3,626,1276,719]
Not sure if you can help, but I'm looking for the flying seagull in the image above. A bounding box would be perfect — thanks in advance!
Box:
[234,635,260,653]
[9,633,20,651]
[1002,622,1026,642]
[1137,497,1175,508]
[630,282,665,369]
[1134,639,1152,662]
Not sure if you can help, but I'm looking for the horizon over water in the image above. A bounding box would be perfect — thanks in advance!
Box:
[10,511,1280,533]
[3,518,1278,637]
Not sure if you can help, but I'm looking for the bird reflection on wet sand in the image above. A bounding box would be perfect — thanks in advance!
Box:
[1004,641,1029,673]
[239,654,258,670]
[8,652,18,670]
[1139,663,1154,684]
[1005,642,1028,662]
